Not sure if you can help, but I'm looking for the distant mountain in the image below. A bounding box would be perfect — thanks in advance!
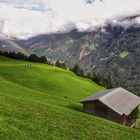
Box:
[9,25,140,95]
[0,34,29,55]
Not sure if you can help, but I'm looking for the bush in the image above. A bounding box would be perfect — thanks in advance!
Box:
[55,60,67,69]
[71,64,84,77]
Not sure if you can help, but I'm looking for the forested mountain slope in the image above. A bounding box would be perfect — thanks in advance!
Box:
[16,26,140,95]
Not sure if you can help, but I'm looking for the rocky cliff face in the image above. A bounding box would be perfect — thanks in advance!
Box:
[16,26,140,95]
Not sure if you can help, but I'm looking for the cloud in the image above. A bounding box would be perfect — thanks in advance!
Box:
[0,0,140,39]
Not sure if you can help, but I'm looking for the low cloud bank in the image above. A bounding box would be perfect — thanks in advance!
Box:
[0,0,140,39]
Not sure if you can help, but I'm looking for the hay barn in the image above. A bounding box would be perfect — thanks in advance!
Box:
[81,87,140,127]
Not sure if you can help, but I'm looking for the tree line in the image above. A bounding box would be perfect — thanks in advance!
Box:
[70,64,113,89]
[0,50,67,69]
[0,50,50,64]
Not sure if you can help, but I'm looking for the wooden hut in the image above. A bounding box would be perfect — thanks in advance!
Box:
[81,87,140,127]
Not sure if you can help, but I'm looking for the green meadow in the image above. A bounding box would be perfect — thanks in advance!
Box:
[0,55,140,140]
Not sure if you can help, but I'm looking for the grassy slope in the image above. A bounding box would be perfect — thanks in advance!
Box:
[0,56,140,140]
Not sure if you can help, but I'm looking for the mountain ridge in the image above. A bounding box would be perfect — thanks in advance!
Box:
[1,24,140,95]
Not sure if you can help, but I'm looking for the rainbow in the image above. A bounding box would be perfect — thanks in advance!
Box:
[0,34,30,56]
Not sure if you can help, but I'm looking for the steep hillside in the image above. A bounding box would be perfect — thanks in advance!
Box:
[16,26,140,95]
[0,55,140,140]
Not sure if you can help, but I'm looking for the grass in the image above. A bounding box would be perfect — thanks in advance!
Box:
[120,51,129,58]
[0,55,140,140]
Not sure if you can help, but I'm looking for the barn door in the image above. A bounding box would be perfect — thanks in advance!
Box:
[122,115,128,125]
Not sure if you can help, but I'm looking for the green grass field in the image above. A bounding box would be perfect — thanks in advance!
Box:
[0,55,140,140]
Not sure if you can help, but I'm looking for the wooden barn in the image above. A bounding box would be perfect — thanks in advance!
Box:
[81,87,140,127]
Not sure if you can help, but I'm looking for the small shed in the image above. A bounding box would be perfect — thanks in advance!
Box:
[81,87,140,127]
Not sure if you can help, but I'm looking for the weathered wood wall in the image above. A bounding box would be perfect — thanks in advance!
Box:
[83,101,129,124]
[83,101,138,126]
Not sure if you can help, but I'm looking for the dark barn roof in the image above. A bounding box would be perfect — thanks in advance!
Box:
[81,87,140,116]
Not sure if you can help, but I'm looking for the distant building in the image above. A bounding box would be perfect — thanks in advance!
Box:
[81,87,140,127]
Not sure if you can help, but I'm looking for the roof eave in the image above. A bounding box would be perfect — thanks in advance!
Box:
[80,99,96,103]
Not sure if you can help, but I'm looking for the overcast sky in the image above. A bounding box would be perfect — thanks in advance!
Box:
[0,0,140,39]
